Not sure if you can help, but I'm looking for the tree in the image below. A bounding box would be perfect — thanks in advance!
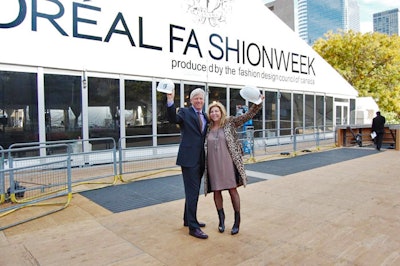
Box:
[313,30,400,118]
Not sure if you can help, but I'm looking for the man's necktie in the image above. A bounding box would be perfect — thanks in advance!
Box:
[197,112,203,132]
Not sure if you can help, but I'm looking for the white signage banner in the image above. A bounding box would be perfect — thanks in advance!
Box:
[0,0,357,96]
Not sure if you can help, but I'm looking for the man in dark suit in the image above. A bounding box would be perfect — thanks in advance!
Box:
[372,111,386,151]
[166,87,209,239]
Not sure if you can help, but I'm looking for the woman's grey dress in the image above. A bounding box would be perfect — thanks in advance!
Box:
[207,128,237,191]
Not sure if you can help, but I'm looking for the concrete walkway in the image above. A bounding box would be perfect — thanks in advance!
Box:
[1,147,399,265]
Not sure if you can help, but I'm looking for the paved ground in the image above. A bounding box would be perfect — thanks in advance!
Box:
[1,146,399,265]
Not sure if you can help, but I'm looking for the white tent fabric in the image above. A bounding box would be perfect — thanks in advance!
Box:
[0,0,357,97]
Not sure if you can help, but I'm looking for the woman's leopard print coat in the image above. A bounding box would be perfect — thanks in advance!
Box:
[203,103,263,196]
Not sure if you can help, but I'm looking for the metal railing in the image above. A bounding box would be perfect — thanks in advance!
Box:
[251,126,336,158]
[118,134,181,182]
[0,144,72,230]
[9,138,119,192]
[0,128,337,230]
[293,126,336,155]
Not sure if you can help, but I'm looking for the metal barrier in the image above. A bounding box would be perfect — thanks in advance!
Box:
[118,135,180,182]
[68,137,118,191]
[251,127,336,158]
[293,126,336,155]
[223,126,334,162]
[9,138,119,192]
[253,128,294,156]
[0,128,337,230]
[3,130,336,192]
[0,144,72,231]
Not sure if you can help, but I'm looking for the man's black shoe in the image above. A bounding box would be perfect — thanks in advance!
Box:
[189,228,208,239]
[184,222,206,227]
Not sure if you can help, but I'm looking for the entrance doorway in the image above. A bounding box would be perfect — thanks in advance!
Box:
[334,102,349,126]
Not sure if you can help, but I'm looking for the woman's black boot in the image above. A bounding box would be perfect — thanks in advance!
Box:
[217,208,225,233]
[231,211,240,235]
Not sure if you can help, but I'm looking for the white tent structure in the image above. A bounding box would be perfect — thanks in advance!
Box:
[0,0,358,148]
[0,0,357,95]
[356,97,379,125]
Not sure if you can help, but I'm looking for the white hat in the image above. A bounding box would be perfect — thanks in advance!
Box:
[156,79,174,94]
[240,86,262,104]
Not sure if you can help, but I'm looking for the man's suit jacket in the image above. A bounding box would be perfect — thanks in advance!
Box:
[372,115,386,133]
[167,104,208,168]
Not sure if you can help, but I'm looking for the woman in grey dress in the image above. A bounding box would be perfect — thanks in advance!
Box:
[204,98,263,235]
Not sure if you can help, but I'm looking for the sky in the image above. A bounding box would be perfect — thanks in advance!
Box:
[263,0,400,33]
[358,0,399,33]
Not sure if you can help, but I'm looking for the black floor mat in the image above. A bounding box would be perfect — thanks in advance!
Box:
[80,175,264,213]
[80,148,381,213]
[245,147,379,176]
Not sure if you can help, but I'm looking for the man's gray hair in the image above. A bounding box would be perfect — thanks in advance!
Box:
[190,88,205,100]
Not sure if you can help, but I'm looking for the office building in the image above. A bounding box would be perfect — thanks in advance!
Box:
[298,0,360,45]
[264,0,296,31]
[373,8,400,35]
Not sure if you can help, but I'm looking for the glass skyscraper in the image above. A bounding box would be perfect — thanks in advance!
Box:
[298,0,360,45]
[373,8,400,36]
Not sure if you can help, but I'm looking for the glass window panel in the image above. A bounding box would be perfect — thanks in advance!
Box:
[279,92,291,136]
[305,94,314,128]
[316,95,324,129]
[293,93,303,131]
[350,98,356,124]
[334,98,348,102]
[44,74,82,141]
[88,77,120,148]
[326,96,334,130]
[156,80,180,145]
[251,92,263,131]
[264,91,278,138]
[124,80,152,147]
[343,106,348,125]
[251,111,263,130]
[0,71,38,149]
[208,86,227,107]
[229,87,245,117]
[336,106,342,125]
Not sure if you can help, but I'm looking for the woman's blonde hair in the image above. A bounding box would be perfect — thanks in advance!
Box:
[208,101,227,127]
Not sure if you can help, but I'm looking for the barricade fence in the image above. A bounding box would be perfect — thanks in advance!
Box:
[1,129,336,195]
[250,126,336,159]
[0,144,72,230]
[0,128,336,230]
[9,138,119,192]
[118,135,181,182]
[293,126,336,155]
[2,128,336,184]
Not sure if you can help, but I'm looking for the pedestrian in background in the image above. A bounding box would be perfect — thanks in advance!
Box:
[372,111,386,151]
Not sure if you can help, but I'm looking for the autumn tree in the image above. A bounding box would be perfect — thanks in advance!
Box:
[313,30,400,118]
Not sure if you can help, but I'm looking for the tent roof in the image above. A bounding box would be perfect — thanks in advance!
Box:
[0,0,357,97]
